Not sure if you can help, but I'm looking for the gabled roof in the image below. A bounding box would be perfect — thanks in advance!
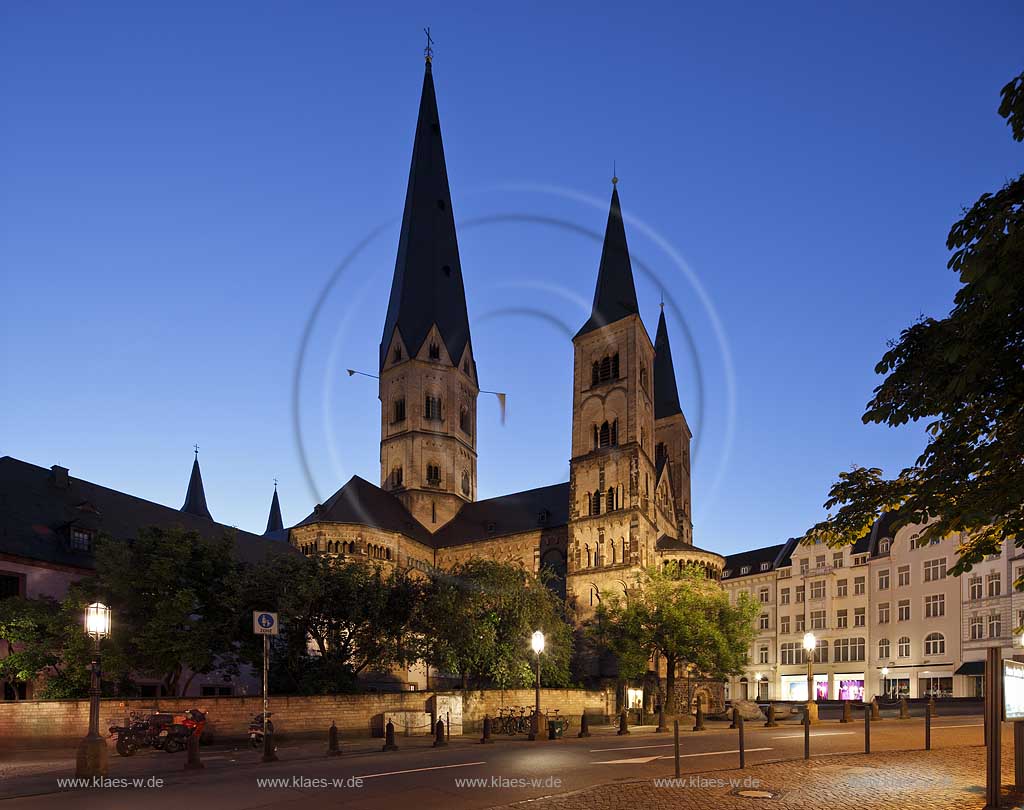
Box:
[654,308,683,420]
[575,187,640,338]
[722,543,787,579]
[380,60,473,373]
[0,456,291,571]
[264,486,284,535]
[432,482,570,548]
[181,454,212,520]
[296,475,433,546]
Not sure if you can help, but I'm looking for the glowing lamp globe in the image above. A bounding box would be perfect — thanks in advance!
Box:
[802,632,816,652]
[84,603,111,639]
[531,630,545,655]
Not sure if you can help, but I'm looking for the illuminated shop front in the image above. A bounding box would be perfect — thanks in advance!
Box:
[833,674,865,701]
[780,673,828,701]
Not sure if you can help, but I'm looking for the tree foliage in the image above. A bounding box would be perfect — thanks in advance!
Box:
[591,565,759,714]
[413,559,574,689]
[242,553,419,694]
[805,71,1024,575]
[85,526,245,696]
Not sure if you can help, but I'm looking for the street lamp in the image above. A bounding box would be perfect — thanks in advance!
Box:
[803,631,818,724]
[881,666,890,700]
[76,603,111,778]
[529,631,545,741]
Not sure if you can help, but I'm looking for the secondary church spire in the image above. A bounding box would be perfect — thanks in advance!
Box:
[379,53,472,373]
[264,480,284,535]
[575,186,640,337]
[180,446,212,520]
[654,308,683,419]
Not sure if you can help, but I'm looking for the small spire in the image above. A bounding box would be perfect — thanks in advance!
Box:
[654,308,683,420]
[181,449,212,520]
[264,482,284,535]
[423,26,434,64]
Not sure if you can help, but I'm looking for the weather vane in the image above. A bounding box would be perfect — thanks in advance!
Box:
[612,159,618,186]
[424,26,434,63]
[193,443,199,457]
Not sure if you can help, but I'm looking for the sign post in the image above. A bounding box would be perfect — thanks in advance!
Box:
[985,647,1003,808]
[1002,658,1024,793]
[253,611,278,758]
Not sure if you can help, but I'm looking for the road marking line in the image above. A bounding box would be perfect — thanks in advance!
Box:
[593,755,663,765]
[590,743,676,752]
[932,723,983,729]
[356,761,487,780]
[771,732,856,739]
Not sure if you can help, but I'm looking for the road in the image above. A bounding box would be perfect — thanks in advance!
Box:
[0,712,989,809]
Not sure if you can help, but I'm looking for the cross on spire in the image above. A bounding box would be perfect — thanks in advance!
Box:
[612,160,618,186]
[423,26,434,63]
[193,443,199,457]
[273,477,278,490]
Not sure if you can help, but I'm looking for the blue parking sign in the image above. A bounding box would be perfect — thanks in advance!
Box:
[253,610,278,635]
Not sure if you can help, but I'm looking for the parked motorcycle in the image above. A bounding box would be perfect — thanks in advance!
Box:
[108,711,175,757]
[248,712,274,750]
[158,708,207,754]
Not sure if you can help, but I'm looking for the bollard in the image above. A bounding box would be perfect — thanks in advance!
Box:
[656,705,667,733]
[327,721,341,756]
[738,714,746,769]
[693,701,705,732]
[841,699,851,724]
[899,697,910,720]
[803,709,810,760]
[578,713,591,738]
[673,719,680,778]
[528,711,539,741]
[382,719,399,752]
[617,708,630,736]
[433,719,447,747]
[764,702,777,728]
[729,706,738,729]
[870,696,881,721]
[864,703,871,754]
[925,701,931,751]
[481,715,494,744]
[185,731,204,770]
[262,729,278,763]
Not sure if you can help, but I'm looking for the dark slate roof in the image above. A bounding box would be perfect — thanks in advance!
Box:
[296,475,434,546]
[575,187,640,338]
[264,487,284,535]
[721,543,787,579]
[432,482,570,549]
[655,535,722,558]
[0,456,292,571]
[181,455,212,520]
[867,512,900,557]
[380,60,473,373]
[654,309,683,420]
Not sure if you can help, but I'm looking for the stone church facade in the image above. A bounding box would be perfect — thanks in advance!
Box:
[290,56,726,702]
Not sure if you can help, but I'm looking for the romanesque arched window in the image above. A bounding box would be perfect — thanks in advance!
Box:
[585,544,592,568]
[461,471,471,496]
[426,464,441,486]
[459,406,471,435]
[607,486,616,511]
[592,424,599,450]
[599,421,610,448]
[610,542,617,565]
[592,490,602,515]
[592,362,600,386]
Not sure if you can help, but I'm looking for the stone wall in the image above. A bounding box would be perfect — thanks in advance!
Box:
[0,686,615,748]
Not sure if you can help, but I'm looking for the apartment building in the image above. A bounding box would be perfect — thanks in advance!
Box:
[722,516,1014,700]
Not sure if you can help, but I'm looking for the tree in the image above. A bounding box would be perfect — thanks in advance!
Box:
[86,526,245,696]
[0,593,129,699]
[413,559,574,689]
[591,565,759,715]
[242,554,419,694]
[805,71,1024,575]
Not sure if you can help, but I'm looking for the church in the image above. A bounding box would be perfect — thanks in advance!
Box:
[289,53,726,620]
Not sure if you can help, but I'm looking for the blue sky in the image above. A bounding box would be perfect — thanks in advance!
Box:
[1,2,1020,555]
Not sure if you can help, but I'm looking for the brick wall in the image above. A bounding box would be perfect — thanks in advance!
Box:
[0,686,614,747]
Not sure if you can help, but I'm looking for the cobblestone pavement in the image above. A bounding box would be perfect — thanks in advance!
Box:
[493,745,1022,810]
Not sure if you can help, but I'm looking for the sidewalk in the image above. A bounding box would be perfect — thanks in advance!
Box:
[492,745,1020,810]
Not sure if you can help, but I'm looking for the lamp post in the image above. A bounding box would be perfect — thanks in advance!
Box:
[530,631,545,741]
[881,666,890,700]
[803,632,818,724]
[76,602,111,778]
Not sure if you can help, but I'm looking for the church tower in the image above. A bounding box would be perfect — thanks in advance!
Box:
[566,185,659,616]
[379,55,478,531]
[654,308,693,542]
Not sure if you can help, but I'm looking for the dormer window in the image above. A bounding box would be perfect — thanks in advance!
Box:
[740,565,751,575]
[428,342,440,360]
[70,528,94,552]
[723,569,732,578]
[760,562,771,571]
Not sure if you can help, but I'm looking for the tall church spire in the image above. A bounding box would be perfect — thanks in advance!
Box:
[654,308,683,419]
[576,186,640,337]
[180,447,212,520]
[264,482,284,535]
[379,57,472,372]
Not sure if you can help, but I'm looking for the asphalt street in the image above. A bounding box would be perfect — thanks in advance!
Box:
[0,713,989,810]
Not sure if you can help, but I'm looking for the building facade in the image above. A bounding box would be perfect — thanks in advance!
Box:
[722,517,1017,701]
